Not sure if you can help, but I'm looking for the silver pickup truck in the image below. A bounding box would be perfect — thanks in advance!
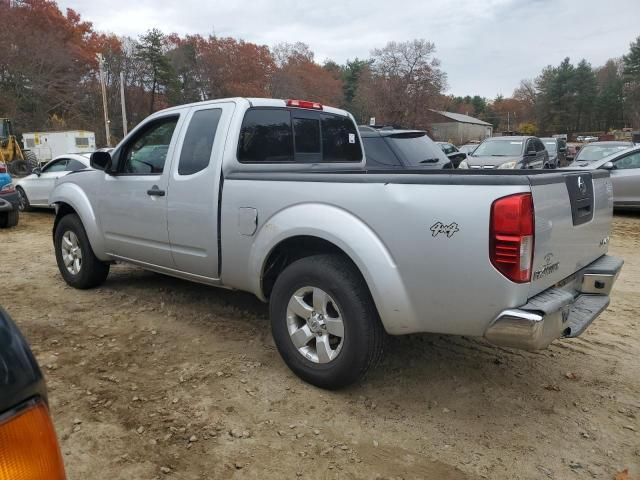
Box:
[50,98,623,389]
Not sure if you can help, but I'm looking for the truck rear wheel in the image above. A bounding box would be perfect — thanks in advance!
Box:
[269,254,384,389]
[54,214,109,289]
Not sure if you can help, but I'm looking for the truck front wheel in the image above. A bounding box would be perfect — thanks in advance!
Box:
[269,254,384,389]
[54,214,110,289]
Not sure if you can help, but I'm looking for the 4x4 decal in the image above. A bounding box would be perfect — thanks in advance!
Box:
[430,221,459,238]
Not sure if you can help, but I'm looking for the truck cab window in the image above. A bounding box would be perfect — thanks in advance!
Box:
[238,109,293,162]
[321,114,362,162]
[179,109,222,175]
[121,116,179,174]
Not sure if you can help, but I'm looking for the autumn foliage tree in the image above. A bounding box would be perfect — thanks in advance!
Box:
[354,39,447,128]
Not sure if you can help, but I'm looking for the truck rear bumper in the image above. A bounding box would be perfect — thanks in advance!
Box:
[484,255,623,350]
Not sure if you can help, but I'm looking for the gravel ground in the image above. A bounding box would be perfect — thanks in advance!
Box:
[1,211,639,480]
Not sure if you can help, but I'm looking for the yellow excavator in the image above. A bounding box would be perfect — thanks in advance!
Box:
[0,118,38,176]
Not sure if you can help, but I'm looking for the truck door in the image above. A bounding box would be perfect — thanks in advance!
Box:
[98,114,182,268]
[167,103,234,278]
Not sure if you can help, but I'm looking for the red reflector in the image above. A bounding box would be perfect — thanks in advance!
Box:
[286,99,323,110]
[490,193,534,283]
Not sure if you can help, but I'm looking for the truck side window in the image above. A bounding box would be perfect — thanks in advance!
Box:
[321,114,362,162]
[121,116,179,175]
[238,109,293,162]
[179,109,222,175]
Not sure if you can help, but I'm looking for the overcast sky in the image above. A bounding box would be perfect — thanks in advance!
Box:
[58,0,640,98]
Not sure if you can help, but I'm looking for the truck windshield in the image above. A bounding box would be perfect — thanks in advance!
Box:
[544,142,557,153]
[472,140,523,156]
[386,133,449,167]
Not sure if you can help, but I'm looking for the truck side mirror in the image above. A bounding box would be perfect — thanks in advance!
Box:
[90,151,112,173]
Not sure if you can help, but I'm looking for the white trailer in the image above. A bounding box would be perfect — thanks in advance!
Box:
[22,130,96,165]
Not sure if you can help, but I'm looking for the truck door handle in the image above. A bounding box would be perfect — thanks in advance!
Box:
[147,186,165,197]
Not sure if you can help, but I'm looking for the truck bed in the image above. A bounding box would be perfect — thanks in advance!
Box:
[222,168,612,336]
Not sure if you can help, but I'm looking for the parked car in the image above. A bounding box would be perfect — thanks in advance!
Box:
[565,144,640,210]
[570,141,634,165]
[50,97,622,389]
[0,161,11,189]
[358,126,450,169]
[0,181,20,228]
[435,141,467,168]
[540,137,567,168]
[460,136,549,169]
[16,153,90,211]
[458,143,479,155]
[0,307,66,479]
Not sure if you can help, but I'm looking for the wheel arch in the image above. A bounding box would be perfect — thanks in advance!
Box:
[51,183,108,261]
[247,204,417,335]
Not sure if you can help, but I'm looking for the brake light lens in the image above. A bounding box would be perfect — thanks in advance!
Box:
[286,99,323,110]
[490,193,534,283]
[0,401,66,480]
[0,163,6,173]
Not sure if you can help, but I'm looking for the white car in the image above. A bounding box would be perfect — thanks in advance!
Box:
[16,154,91,211]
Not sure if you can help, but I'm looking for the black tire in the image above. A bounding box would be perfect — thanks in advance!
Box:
[23,151,38,172]
[54,213,110,289]
[16,187,32,212]
[269,254,384,389]
[0,209,19,228]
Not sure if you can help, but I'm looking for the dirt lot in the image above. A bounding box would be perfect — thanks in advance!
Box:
[1,211,639,479]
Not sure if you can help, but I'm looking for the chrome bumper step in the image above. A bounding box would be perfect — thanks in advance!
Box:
[484,254,623,351]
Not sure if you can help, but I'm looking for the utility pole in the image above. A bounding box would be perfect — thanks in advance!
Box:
[96,54,111,147]
[120,71,128,137]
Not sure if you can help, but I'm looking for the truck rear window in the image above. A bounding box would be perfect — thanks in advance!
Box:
[238,109,294,162]
[238,108,362,163]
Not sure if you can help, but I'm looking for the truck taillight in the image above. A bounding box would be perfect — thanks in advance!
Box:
[286,99,323,110]
[490,193,534,283]
[0,400,66,480]
[0,163,6,174]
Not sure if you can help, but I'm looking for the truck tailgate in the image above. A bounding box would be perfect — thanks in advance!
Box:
[528,169,613,297]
